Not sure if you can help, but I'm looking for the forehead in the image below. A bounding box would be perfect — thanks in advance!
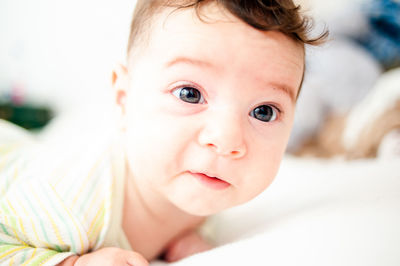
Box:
[129,4,305,98]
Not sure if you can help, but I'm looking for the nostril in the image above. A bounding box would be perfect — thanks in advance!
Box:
[203,142,245,157]
[231,151,240,156]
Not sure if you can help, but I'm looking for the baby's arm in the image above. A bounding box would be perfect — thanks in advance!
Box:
[0,243,76,265]
[163,230,214,262]
[58,247,148,266]
[0,196,82,265]
[59,231,212,264]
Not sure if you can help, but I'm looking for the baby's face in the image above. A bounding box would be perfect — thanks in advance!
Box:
[116,4,304,216]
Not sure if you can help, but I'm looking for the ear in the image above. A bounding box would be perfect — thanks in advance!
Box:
[112,64,129,115]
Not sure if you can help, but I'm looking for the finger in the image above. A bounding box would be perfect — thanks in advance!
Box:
[126,252,149,266]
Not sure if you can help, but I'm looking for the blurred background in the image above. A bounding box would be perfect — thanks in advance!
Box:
[1,0,399,158]
[0,0,136,130]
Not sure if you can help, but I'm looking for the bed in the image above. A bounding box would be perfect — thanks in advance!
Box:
[152,155,400,265]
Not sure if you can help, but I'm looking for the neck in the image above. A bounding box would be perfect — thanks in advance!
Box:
[122,163,205,260]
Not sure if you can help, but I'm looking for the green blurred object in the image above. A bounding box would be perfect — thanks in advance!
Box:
[0,102,53,130]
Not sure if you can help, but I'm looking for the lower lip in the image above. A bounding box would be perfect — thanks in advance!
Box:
[190,172,231,190]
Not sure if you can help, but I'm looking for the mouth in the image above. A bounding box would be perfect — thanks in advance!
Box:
[188,171,231,190]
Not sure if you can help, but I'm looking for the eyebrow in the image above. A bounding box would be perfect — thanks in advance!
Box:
[269,82,297,104]
[165,56,215,69]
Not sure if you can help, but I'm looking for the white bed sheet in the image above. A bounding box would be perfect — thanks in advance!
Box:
[152,156,400,266]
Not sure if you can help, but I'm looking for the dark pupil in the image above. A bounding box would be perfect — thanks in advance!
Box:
[254,105,274,122]
[180,87,201,103]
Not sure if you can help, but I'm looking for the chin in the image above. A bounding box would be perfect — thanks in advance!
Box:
[175,200,228,217]
[180,206,221,217]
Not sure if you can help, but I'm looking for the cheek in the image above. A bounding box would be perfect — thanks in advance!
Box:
[236,125,291,202]
[123,99,195,182]
[249,152,282,193]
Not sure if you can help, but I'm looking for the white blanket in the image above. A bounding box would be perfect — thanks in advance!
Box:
[152,156,400,266]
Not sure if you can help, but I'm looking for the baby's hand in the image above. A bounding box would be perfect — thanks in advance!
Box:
[164,231,213,262]
[59,247,149,266]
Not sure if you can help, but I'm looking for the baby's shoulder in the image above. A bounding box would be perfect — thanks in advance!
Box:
[0,119,36,194]
[1,119,115,199]
[0,119,35,154]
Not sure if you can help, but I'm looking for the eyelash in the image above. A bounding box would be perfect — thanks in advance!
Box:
[170,84,282,122]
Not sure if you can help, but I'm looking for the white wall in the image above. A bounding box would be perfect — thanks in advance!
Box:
[0,0,137,113]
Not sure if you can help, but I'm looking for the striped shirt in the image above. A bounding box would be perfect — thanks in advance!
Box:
[0,119,130,265]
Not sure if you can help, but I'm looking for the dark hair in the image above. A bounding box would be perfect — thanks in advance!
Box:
[127,0,328,55]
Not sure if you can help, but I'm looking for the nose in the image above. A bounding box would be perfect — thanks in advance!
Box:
[197,110,247,159]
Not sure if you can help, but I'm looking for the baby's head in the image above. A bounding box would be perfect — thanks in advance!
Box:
[113,0,325,216]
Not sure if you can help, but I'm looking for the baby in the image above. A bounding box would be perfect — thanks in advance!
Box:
[0,0,325,265]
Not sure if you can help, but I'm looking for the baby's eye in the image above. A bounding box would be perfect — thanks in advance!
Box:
[172,86,205,104]
[250,105,278,122]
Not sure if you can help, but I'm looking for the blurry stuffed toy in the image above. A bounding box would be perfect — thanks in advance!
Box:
[288,0,400,159]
